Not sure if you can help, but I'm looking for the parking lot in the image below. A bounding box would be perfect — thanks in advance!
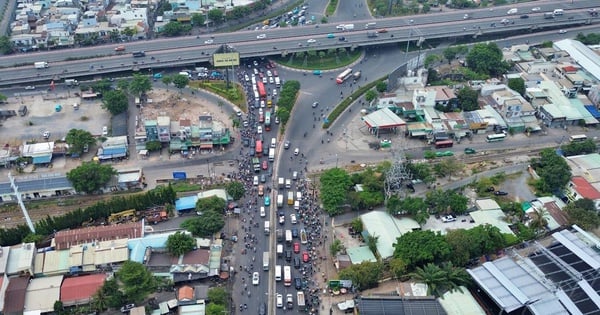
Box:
[1,90,110,143]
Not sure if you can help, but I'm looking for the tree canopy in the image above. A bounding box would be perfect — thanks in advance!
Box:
[456,87,479,112]
[0,36,14,55]
[182,197,226,237]
[565,198,600,231]
[172,74,190,92]
[508,77,525,96]
[208,9,224,24]
[561,139,597,157]
[393,230,451,270]
[161,21,192,37]
[166,232,196,257]
[320,168,352,216]
[225,181,245,200]
[409,262,470,297]
[101,90,128,115]
[466,42,509,77]
[532,149,572,193]
[66,162,117,193]
[337,261,383,290]
[116,261,157,303]
[425,189,468,215]
[129,74,152,97]
[65,129,96,155]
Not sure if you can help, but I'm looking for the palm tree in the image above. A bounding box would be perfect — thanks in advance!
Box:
[529,207,549,235]
[330,239,345,256]
[366,234,379,257]
[409,263,448,297]
[440,262,471,293]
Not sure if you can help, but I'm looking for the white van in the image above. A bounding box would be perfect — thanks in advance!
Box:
[275,265,282,281]
[271,137,277,148]
[260,206,266,217]
[296,191,302,201]
[365,22,376,29]
[553,9,564,16]
[253,176,259,186]
[294,200,300,211]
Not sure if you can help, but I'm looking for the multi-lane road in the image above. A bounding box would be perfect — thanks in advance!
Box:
[0,0,598,85]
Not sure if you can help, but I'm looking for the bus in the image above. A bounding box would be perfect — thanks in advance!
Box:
[275,265,282,281]
[256,140,263,157]
[486,133,506,142]
[283,266,292,286]
[257,81,267,99]
[336,68,353,84]
[434,139,453,149]
[265,111,271,131]
[569,134,588,142]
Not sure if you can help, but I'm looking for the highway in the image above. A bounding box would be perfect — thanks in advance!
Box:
[0,0,598,86]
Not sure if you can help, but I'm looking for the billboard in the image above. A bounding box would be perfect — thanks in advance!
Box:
[213,52,240,67]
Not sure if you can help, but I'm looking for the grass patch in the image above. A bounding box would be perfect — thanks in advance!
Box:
[171,181,202,193]
[323,75,387,128]
[273,48,362,71]
[326,0,338,16]
[189,80,246,110]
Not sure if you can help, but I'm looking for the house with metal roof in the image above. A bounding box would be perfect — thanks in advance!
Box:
[97,135,128,160]
[468,227,600,314]
[360,211,420,259]
[346,246,377,265]
[21,142,54,165]
[6,243,35,277]
[0,173,75,202]
[52,221,143,250]
[438,286,487,315]
[3,276,29,315]
[60,273,106,307]
[357,296,446,315]
[566,176,600,209]
[23,275,63,313]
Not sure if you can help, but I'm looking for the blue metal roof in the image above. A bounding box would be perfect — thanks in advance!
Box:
[176,195,198,211]
[32,155,52,164]
[0,175,72,194]
[584,105,600,119]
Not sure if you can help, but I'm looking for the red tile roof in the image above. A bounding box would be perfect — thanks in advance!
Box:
[4,276,29,315]
[54,222,143,250]
[178,285,194,301]
[60,274,106,306]
[571,176,600,200]
[179,249,210,265]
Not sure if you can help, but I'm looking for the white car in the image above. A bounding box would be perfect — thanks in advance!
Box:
[273,89,277,96]
[276,294,283,308]
[442,215,456,223]
[290,214,297,224]
[257,126,263,134]
[252,272,260,285]
[269,77,274,84]
[294,148,299,155]
[257,34,266,39]
[558,29,567,34]
[24,85,35,90]
[531,7,541,12]
[307,39,316,43]
[243,120,249,127]
[259,108,264,115]
[204,39,214,44]
[102,126,108,136]
[42,131,50,139]
[279,215,285,225]
[253,176,259,186]
[262,77,267,84]
[275,116,280,124]
[266,70,273,77]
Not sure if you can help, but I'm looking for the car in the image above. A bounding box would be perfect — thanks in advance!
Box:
[102,126,108,136]
[290,213,297,224]
[275,116,280,124]
[293,242,300,253]
[294,277,302,289]
[42,131,50,139]
[262,161,268,170]
[312,101,319,108]
[258,184,264,196]
[464,148,476,154]
[500,18,511,24]
[24,85,35,90]
[292,228,298,238]
[377,28,388,33]
[558,30,567,34]
[463,14,469,20]
[336,24,345,30]
[264,196,271,206]
[121,304,136,313]
[276,294,283,308]
[442,215,456,223]
[253,176,259,186]
[259,302,267,315]
[285,250,292,261]
[266,70,272,77]
[273,70,278,76]
[273,89,277,96]
[327,33,335,38]
[204,39,214,44]
[307,39,316,43]
[338,36,346,41]
[262,77,267,84]
[302,251,310,262]
[243,120,249,127]
[284,141,290,149]
[279,215,285,225]
[242,138,250,147]
[294,148,299,155]
[485,186,495,192]
[269,77,274,84]
[260,174,266,183]
[494,191,509,196]
[236,110,242,117]
[253,60,259,67]
[294,256,301,269]
[252,272,260,285]
[435,151,454,157]
[531,7,541,12]
[260,100,265,108]
[520,14,529,19]
[257,126,263,134]
[257,34,266,39]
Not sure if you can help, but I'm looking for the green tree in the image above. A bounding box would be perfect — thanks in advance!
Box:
[445,229,475,266]
[350,218,363,234]
[375,81,388,93]
[92,79,114,94]
[196,195,226,213]
[66,162,117,194]
[425,189,468,215]
[172,74,190,92]
[191,13,206,27]
[122,27,136,38]
[53,300,65,315]
[65,129,96,155]
[161,21,191,37]
[0,93,7,103]
[393,230,451,270]
[424,54,441,68]
[407,162,434,183]
[388,257,408,279]
[116,79,129,93]
[182,211,225,237]
[366,233,379,256]
[409,262,470,297]
[466,42,509,76]
[365,89,377,102]
[101,90,129,115]
[276,107,290,125]
[330,239,345,256]
[442,47,459,63]
[225,181,245,200]
[207,287,228,305]
[0,36,14,54]
[145,140,162,151]
[508,77,526,96]
[457,87,479,111]
[91,285,110,312]
[532,149,571,193]
[338,261,383,290]
[320,168,352,216]
[561,139,597,156]
[161,76,173,89]
[116,261,157,303]
[166,231,196,257]
[208,9,224,24]
[129,73,152,97]
[564,198,600,230]
[206,303,226,315]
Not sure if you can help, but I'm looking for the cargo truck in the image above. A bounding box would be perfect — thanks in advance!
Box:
[34,61,48,69]
[285,230,292,245]
[278,177,285,188]
[253,157,261,172]
[285,179,291,189]
[132,51,146,57]
[343,24,354,30]
[264,221,270,234]
[297,292,306,311]
[287,192,294,205]
[277,194,284,208]
[65,79,79,86]
[367,31,378,38]
[263,251,270,271]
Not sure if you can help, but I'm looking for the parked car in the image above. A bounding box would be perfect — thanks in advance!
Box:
[494,191,509,196]
[442,215,456,223]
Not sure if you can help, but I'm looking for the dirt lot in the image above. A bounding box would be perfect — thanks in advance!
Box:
[1,90,110,144]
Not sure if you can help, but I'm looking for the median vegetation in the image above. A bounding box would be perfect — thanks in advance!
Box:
[276,80,301,126]
[190,81,246,110]
[273,48,361,70]
[326,0,338,16]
